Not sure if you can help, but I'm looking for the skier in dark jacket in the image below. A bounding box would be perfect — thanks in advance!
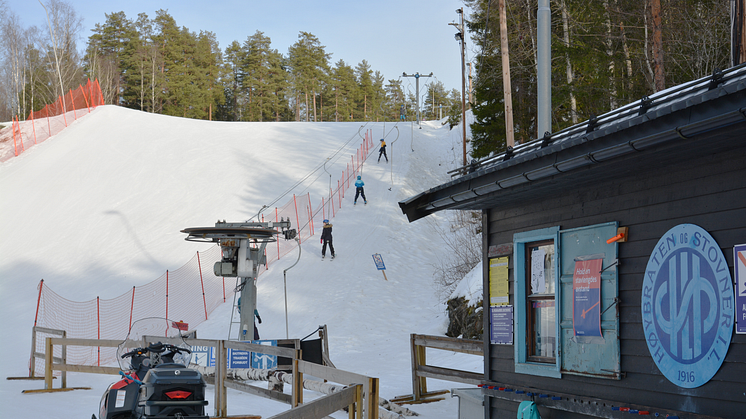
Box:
[320,219,335,259]
[354,175,367,205]
[378,139,388,162]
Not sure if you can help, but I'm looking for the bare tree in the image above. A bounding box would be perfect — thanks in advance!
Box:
[0,10,26,119]
[37,0,83,108]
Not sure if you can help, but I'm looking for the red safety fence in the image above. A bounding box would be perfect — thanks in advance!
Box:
[0,79,104,163]
[29,129,377,376]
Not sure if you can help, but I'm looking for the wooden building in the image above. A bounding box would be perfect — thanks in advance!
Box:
[399,66,746,418]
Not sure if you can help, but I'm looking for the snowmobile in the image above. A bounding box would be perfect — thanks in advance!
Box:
[93,317,208,419]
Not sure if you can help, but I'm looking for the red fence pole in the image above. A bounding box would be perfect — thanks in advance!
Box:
[70,89,77,121]
[308,192,314,236]
[60,96,68,127]
[338,180,341,208]
[12,117,18,156]
[197,251,208,320]
[33,279,44,327]
[165,270,169,320]
[276,208,280,260]
[80,83,91,112]
[130,286,135,330]
[293,194,301,244]
[97,296,101,366]
[30,110,37,145]
[330,188,335,218]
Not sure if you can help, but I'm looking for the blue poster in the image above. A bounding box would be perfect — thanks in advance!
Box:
[490,306,513,345]
[735,244,746,334]
[572,258,603,338]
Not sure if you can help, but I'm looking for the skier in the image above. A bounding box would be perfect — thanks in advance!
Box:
[253,309,262,340]
[354,175,367,205]
[378,139,388,163]
[237,299,262,340]
[320,219,335,260]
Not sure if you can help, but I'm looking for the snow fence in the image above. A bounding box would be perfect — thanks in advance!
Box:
[29,130,376,377]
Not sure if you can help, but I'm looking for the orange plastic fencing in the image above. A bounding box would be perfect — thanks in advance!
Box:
[30,130,376,377]
[0,79,104,163]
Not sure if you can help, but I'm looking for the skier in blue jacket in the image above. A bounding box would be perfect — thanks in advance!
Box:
[354,175,367,205]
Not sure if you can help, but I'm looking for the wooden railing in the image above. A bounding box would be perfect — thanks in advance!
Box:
[33,335,378,419]
[400,334,484,403]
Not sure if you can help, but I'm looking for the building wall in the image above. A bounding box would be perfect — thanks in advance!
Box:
[483,141,746,418]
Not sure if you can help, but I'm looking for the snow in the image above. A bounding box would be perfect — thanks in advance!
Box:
[0,106,483,418]
[450,261,483,304]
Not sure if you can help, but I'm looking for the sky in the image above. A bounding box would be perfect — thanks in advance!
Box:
[0,104,482,418]
[9,0,472,94]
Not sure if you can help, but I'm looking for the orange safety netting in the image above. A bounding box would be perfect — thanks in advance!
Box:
[0,79,104,163]
[30,130,376,377]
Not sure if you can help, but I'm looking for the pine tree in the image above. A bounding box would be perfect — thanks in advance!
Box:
[287,32,330,122]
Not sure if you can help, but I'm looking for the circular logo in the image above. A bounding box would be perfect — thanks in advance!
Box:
[641,224,733,388]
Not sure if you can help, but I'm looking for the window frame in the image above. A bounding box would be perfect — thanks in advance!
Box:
[513,226,562,378]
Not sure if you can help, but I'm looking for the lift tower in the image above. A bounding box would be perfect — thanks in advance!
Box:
[182,219,296,341]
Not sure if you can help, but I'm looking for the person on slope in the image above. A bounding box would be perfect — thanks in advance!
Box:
[354,175,367,205]
[320,219,336,260]
[378,139,388,163]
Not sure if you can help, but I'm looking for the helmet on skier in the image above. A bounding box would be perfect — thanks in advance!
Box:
[323,219,329,224]
[357,175,361,180]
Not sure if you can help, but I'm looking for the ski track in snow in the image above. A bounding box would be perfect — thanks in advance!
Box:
[0,107,481,418]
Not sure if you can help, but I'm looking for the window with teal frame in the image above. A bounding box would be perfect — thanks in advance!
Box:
[514,226,561,378]
[513,222,620,379]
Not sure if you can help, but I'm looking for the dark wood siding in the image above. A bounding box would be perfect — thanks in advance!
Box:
[484,142,746,418]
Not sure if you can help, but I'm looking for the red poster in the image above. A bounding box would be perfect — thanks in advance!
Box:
[572,258,603,337]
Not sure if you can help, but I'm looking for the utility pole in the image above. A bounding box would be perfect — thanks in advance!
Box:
[450,8,468,167]
[499,0,515,147]
[537,0,552,138]
[402,72,433,127]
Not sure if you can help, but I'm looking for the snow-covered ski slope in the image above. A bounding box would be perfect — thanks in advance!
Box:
[0,105,481,418]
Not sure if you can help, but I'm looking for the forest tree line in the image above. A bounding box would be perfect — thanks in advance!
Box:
[1,1,735,161]
[466,0,732,158]
[0,0,462,124]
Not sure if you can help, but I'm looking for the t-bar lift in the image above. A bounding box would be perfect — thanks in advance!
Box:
[181,219,296,341]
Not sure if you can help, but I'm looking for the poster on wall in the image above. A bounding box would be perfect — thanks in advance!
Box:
[736,244,746,334]
[572,257,603,339]
[489,257,509,306]
[641,224,734,388]
[490,305,513,345]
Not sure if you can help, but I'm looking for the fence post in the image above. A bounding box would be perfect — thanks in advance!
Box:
[30,279,44,377]
[165,270,169,320]
[293,194,301,244]
[80,83,91,111]
[97,297,101,366]
[130,286,135,330]
[30,110,38,144]
[44,337,53,389]
[215,340,227,417]
[330,188,335,217]
[60,96,68,127]
[307,192,314,236]
[70,90,77,120]
[276,208,280,260]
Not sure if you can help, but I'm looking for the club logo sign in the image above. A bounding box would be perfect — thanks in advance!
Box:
[642,224,733,388]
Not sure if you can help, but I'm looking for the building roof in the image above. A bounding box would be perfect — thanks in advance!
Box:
[399,65,746,222]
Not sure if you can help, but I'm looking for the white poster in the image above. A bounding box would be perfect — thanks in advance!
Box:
[531,248,546,294]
